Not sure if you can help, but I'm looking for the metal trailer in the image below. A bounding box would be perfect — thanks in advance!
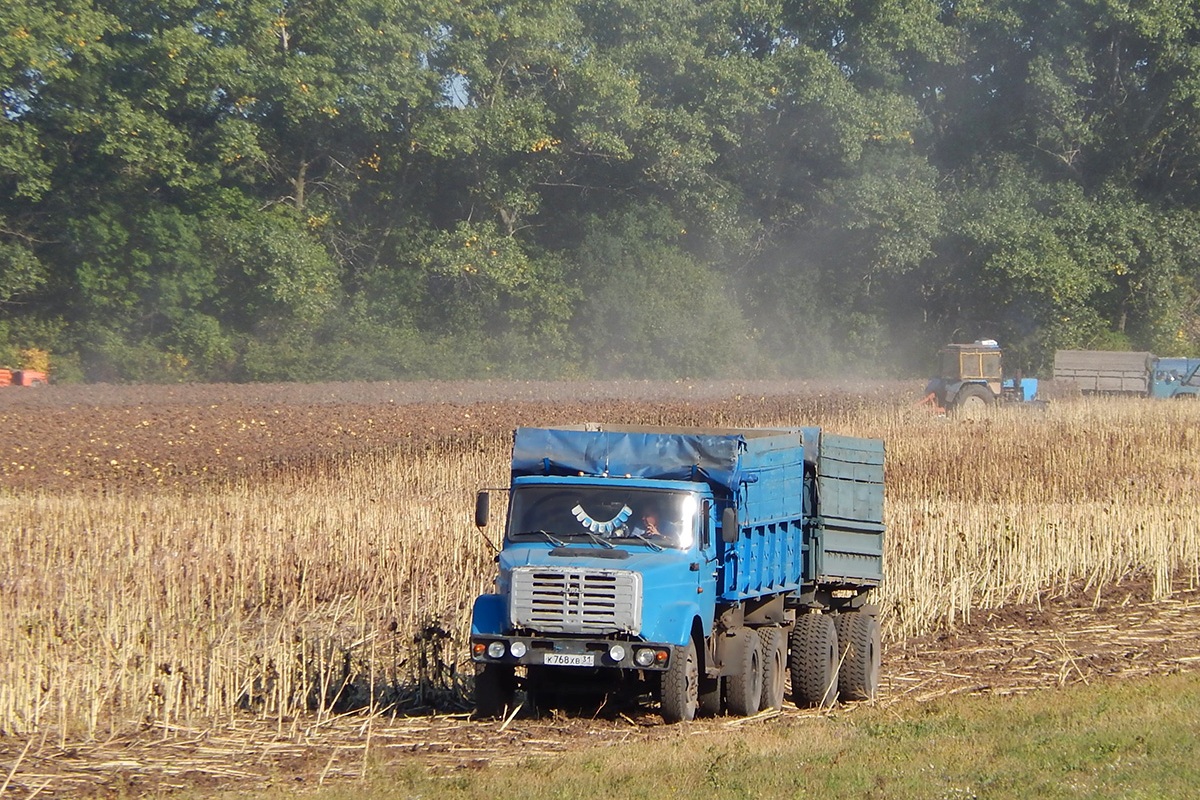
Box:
[469,424,885,722]
[1052,350,1154,395]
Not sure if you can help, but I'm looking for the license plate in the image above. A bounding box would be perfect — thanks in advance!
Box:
[543,653,594,667]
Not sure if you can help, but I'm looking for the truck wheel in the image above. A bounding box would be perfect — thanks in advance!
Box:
[474,663,516,719]
[953,384,993,416]
[725,627,763,716]
[660,639,700,723]
[758,627,787,711]
[790,614,839,708]
[834,613,881,701]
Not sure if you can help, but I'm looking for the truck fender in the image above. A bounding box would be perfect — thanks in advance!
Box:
[655,601,705,648]
[470,593,507,636]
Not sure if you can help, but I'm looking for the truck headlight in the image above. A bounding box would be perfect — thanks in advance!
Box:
[608,644,627,663]
[487,641,506,659]
[510,641,528,658]
[634,648,655,667]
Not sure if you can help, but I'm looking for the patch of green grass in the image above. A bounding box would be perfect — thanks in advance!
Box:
[212,672,1200,800]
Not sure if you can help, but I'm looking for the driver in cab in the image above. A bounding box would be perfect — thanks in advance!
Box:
[632,512,676,544]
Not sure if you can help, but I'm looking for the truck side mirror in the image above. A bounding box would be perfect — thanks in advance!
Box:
[475,491,490,528]
[721,507,739,544]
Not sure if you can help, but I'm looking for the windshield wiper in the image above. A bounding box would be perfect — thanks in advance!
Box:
[578,531,616,549]
[519,530,567,547]
[623,532,663,552]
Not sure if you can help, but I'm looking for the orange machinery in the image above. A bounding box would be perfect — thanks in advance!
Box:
[0,368,48,387]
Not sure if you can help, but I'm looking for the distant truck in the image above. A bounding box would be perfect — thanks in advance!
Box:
[922,340,1039,414]
[1053,350,1200,399]
[0,368,48,387]
[470,424,885,722]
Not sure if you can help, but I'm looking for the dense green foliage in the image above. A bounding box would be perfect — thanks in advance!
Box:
[4,0,1200,381]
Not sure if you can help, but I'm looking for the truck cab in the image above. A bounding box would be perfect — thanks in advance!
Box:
[471,475,719,707]
[1149,357,1200,399]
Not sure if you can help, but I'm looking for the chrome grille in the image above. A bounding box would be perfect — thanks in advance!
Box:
[510,567,642,634]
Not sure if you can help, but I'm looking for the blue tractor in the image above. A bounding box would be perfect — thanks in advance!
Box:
[923,340,1039,414]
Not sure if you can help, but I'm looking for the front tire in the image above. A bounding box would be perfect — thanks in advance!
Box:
[660,639,700,723]
[473,663,516,719]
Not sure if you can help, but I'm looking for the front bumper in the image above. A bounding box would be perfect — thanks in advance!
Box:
[470,635,673,671]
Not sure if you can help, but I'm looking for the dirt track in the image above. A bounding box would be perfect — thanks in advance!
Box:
[1,380,1198,797]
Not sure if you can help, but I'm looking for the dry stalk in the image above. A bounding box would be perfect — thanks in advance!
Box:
[1,399,1198,735]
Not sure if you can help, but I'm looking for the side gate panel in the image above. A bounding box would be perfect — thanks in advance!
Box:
[811,434,884,584]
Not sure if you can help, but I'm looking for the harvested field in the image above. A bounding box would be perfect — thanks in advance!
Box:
[0,379,913,491]
[1,577,1197,799]
[1,379,1199,798]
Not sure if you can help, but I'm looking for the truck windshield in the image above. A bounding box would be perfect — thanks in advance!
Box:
[507,486,698,550]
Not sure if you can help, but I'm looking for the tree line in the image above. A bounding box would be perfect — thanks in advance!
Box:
[4,0,1200,382]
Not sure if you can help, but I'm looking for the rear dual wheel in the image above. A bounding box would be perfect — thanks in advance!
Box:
[697,627,786,717]
[789,614,839,708]
[663,616,869,721]
[759,627,787,711]
[834,612,881,701]
[725,627,763,716]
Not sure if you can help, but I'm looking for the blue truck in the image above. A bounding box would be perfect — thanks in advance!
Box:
[1150,357,1200,398]
[470,424,885,722]
[1053,350,1200,399]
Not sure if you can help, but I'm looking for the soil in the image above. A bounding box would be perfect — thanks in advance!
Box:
[0,380,1197,797]
[0,378,916,492]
